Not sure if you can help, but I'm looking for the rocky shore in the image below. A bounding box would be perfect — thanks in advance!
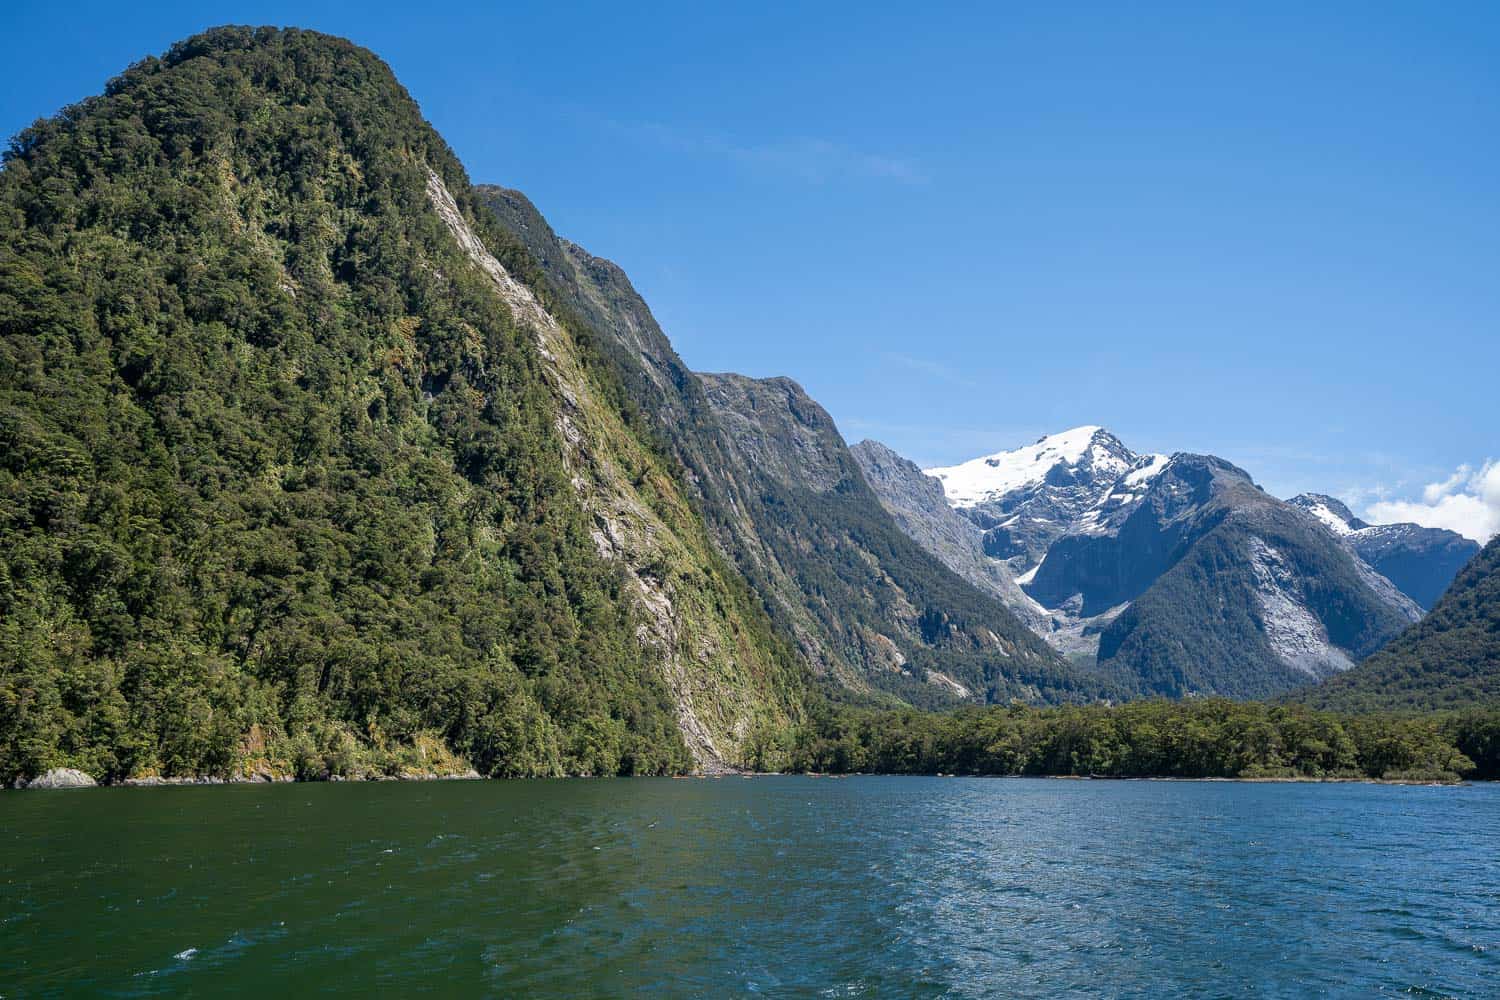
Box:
[12,768,486,789]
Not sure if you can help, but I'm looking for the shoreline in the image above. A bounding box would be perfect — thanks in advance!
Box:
[10,770,1479,789]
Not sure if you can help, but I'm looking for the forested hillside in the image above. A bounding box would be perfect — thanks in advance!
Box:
[1298,537,1499,711]
[0,27,807,783]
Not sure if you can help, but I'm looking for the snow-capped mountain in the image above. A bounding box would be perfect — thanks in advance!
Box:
[1288,494,1369,536]
[925,426,1139,508]
[855,427,1439,699]
[1287,494,1480,609]
[925,427,1167,570]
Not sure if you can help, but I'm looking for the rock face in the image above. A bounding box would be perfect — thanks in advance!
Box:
[858,428,1431,698]
[851,439,1053,633]
[476,189,1125,708]
[427,170,803,769]
[1287,494,1479,609]
[25,768,97,789]
[697,374,847,493]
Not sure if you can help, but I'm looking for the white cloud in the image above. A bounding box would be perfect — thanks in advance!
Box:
[1422,464,1472,504]
[1364,461,1500,543]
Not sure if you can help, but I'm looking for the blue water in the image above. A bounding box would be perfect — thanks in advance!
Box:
[3,777,1498,997]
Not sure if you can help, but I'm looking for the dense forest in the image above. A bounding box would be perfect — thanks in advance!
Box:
[768,699,1500,783]
[0,27,744,783]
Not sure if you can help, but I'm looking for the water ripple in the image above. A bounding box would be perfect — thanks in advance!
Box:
[1,779,1497,996]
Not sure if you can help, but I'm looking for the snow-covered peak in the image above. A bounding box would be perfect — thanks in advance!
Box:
[1123,453,1171,488]
[925,426,1135,508]
[1288,494,1366,535]
[1309,504,1354,535]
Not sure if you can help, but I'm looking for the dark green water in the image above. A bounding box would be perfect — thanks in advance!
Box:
[3,777,1498,997]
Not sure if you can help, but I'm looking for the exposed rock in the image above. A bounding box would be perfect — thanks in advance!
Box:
[1246,536,1356,677]
[697,374,848,493]
[25,768,97,789]
[851,440,1049,629]
[429,168,759,770]
[925,670,973,699]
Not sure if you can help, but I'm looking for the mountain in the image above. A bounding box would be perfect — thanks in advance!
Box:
[850,439,1082,650]
[474,190,1122,708]
[1089,456,1420,697]
[1287,494,1478,609]
[859,428,1425,697]
[0,27,809,782]
[849,441,1046,623]
[1297,536,1499,711]
[925,426,1157,568]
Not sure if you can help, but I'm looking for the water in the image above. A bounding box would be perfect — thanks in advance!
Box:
[3,778,1498,997]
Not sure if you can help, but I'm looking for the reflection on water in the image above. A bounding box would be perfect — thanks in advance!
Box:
[3,777,1497,996]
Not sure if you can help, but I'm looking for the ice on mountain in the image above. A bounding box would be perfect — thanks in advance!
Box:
[925,425,1111,508]
[1124,454,1170,487]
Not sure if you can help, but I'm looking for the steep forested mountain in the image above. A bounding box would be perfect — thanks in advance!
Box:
[0,27,811,782]
[862,429,1426,698]
[475,189,1123,707]
[1298,537,1499,711]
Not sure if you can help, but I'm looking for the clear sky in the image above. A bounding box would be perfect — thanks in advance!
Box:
[4,2,1497,539]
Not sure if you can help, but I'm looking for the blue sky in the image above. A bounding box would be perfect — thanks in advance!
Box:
[4,2,1497,538]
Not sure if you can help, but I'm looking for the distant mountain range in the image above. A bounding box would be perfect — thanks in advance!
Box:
[1285,494,1478,609]
[856,427,1478,698]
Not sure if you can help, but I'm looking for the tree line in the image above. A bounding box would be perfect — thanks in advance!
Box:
[749,698,1500,783]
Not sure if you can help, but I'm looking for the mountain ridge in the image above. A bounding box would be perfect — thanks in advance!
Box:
[858,427,1435,698]
[475,188,1129,707]
[1287,493,1479,610]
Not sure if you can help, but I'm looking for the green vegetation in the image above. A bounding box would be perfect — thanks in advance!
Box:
[1296,537,1500,712]
[0,26,730,783]
[771,699,1499,782]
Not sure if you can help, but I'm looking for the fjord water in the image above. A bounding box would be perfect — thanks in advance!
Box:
[4,779,1497,997]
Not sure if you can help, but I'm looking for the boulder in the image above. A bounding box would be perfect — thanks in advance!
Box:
[25,768,97,789]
